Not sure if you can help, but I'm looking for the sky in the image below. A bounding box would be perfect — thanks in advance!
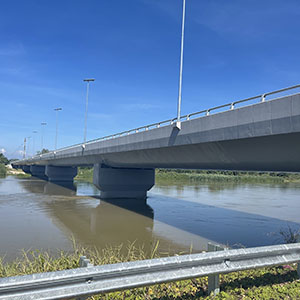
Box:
[1,0,300,158]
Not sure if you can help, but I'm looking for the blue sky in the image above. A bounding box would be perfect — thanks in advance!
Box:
[1,0,300,158]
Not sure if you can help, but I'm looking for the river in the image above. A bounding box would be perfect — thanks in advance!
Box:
[0,175,299,261]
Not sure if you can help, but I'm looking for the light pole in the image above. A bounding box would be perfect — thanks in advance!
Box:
[23,137,26,159]
[41,122,47,152]
[83,78,95,143]
[176,0,186,129]
[54,108,62,150]
[26,136,31,157]
[32,131,38,156]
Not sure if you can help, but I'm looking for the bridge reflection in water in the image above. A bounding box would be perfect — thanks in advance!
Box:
[19,179,214,256]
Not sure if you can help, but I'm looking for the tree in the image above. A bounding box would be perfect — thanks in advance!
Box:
[0,153,9,165]
[36,149,50,155]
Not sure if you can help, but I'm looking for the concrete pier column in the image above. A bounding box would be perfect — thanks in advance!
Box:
[22,165,31,174]
[93,164,155,199]
[45,165,78,182]
[30,165,47,180]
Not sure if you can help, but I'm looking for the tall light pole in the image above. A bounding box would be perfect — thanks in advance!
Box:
[32,131,37,156]
[54,108,62,150]
[83,78,95,143]
[41,122,47,151]
[176,0,186,129]
[23,137,26,159]
[26,136,31,157]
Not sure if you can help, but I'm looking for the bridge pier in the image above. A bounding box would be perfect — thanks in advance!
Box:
[22,165,31,174]
[30,165,47,180]
[93,164,155,199]
[45,166,78,182]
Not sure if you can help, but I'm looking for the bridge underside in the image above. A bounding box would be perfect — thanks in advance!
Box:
[25,132,300,172]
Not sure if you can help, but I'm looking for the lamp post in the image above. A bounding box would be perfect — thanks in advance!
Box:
[54,108,62,150]
[83,78,95,143]
[26,136,31,157]
[32,131,37,156]
[41,122,47,152]
[176,0,186,129]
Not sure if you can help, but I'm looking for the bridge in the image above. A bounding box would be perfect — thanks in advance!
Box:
[13,85,300,199]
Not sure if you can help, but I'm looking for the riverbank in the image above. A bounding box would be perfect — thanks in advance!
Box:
[75,167,300,184]
[1,244,299,299]
[0,164,6,177]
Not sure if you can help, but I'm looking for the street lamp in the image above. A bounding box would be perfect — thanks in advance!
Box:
[26,136,31,157]
[54,108,62,150]
[176,0,186,129]
[83,78,95,143]
[32,131,38,156]
[41,122,47,151]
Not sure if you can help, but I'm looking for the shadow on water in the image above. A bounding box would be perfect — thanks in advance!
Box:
[16,177,300,253]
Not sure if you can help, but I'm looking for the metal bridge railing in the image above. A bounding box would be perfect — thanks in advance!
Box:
[0,243,299,299]
[16,83,300,163]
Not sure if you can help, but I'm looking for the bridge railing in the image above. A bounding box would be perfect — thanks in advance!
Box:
[18,83,300,162]
[0,243,299,299]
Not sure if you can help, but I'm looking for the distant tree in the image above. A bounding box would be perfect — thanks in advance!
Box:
[36,149,50,155]
[9,158,18,163]
[0,153,9,165]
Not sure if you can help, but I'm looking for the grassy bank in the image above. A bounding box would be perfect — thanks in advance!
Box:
[1,243,299,299]
[0,164,6,177]
[75,167,300,184]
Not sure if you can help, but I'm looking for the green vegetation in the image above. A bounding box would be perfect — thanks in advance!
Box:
[1,243,299,299]
[0,164,6,177]
[75,166,94,182]
[0,153,9,165]
[156,169,300,184]
[75,167,300,184]
[12,173,31,178]
[36,148,49,155]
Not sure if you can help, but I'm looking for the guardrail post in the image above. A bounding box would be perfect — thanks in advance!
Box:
[76,256,94,300]
[298,261,300,278]
[207,243,227,296]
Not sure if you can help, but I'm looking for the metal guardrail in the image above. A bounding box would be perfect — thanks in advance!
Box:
[14,83,300,163]
[0,243,299,299]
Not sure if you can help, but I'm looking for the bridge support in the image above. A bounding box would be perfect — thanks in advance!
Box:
[45,166,78,182]
[30,165,47,180]
[93,164,155,199]
[22,165,31,174]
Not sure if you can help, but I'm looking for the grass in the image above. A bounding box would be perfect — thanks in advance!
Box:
[74,167,300,185]
[75,166,94,182]
[1,241,299,299]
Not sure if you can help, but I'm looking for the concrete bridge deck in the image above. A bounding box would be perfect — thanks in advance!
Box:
[13,88,300,198]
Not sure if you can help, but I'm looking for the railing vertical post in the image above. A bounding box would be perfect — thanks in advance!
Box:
[297,261,300,278]
[207,243,226,296]
[76,256,93,300]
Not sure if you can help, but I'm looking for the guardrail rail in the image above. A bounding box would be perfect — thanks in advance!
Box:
[0,243,299,299]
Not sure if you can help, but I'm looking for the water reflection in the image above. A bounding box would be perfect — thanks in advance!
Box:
[43,197,155,254]
[1,176,300,261]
